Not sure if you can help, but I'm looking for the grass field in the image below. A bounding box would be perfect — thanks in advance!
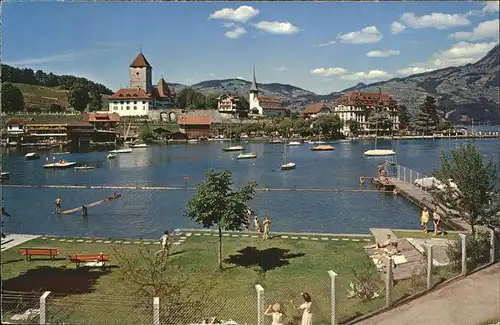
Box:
[1,233,395,325]
[14,83,70,108]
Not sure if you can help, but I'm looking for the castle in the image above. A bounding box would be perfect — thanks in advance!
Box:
[108,52,176,116]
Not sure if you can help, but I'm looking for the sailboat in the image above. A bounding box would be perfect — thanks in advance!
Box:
[222,124,244,152]
[363,121,396,157]
[311,132,334,151]
[280,141,296,170]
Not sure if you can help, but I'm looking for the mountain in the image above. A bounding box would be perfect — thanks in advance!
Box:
[171,45,499,123]
[334,44,500,124]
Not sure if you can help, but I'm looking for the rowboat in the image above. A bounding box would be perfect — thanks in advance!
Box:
[42,162,77,169]
[236,153,257,159]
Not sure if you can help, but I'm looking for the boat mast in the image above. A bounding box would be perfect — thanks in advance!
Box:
[282,141,287,165]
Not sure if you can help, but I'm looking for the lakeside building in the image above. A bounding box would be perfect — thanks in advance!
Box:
[177,115,212,139]
[303,103,332,119]
[82,112,120,142]
[217,94,240,118]
[108,52,176,117]
[334,91,400,135]
[249,67,289,117]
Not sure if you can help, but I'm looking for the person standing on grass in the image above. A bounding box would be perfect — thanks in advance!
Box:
[155,231,170,255]
[420,206,429,233]
[55,196,62,214]
[290,292,313,325]
[263,215,271,240]
[254,216,262,233]
[433,205,444,236]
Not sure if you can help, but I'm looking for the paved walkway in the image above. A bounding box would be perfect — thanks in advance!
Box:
[355,263,500,325]
[1,234,41,252]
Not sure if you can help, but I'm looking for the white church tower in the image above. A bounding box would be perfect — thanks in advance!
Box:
[249,66,261,115]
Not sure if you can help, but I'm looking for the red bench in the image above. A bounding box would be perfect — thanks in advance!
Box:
[19,247,60,261]
[69,253,110,268]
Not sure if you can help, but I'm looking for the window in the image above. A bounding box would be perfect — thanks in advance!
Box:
[134,106,137,110]
[114,106,118,111]
[142,101,146,104]
[126,106,130,110]
[120,101,124,105]
[134,101,137,104]
[136,72,139,75]
[143,106,146,110]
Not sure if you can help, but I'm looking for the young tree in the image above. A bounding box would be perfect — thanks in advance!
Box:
[367,102,393,133]
[413,96,439,135]
[432,142,500,235]
[205,93,220,110]
[397,104,410,130]
[89,87,103,111]
[184,169,257,271]
[312,114,343,137]
[346,119,361,136]
[1,83,25,112]
[68,83,90,111]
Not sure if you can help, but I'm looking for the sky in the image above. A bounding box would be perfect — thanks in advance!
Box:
[2,1,499,95]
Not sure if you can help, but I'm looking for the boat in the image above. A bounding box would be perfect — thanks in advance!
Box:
[236,153,257,159]
[280,141,296,170]
[287,141,302,146]
[269,139,282,144]
[310,145,335,151]
[109,148,133,154]
[107,153,117,159]
[1,172,11,180]
[311,141,327,145]
[223,145,244,152]
[130,143,149,148]
[24,152,40,160]
[53,152,71,155]
[363,120,396,157]
[42,161,77,169]
[187,139,199,144]
[74,165,96,170]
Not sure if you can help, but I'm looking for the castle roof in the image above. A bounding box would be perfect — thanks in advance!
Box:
[130,52,152,68]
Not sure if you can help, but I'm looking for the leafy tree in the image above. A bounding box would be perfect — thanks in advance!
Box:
[48,103,63,113]
[397,104,410,130]
[139,124,154,143]
[89,87,103,111]
[346,119,361,136]
[367,102,393,133]
[176,87,206,109]
[184,169,257,271]
[1,82,25,112]
[413,96,440,135]
[205,93,220,110]
[277,118,294,137]
[313,114,343,137]
[236,96,250,117]
[432,142,500,236]
[68,83,90,111]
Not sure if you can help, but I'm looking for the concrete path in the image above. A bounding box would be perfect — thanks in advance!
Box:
[1,234,41,252]
[355,263,500,325]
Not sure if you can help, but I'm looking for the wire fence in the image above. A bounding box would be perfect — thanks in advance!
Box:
[396,165,433,192]
[1,232,497,325]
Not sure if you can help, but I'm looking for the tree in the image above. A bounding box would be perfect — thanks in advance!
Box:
[68,83,90,111]
[1,82,25,112]
[237,96,250,118]
[26,105,41,113]
[397,104,410,130]
[312,115,343,137]
[205,93,220,110]
[432,142,500,236]
[139,124,154,143]
[48,103,63,113]
[184,169,257,271]
[367,102,393,134]
[346,120,361,136]
[413,96,439,135]
[89,87,103,111]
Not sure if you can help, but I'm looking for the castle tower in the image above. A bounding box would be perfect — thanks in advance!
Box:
[129,51,152,94]
[249,66,260,114]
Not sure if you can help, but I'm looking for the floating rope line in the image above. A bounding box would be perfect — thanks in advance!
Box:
[2,184,392,193]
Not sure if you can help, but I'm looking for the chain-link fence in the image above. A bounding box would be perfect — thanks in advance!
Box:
[396,165,433,192]
[1,291,41,324]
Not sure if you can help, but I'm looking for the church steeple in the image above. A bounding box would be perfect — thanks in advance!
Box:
[250,65,259,93]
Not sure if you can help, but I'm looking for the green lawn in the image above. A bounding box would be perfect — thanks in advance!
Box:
[1,234,390,325]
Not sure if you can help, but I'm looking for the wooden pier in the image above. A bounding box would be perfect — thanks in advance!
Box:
[371,177,395,191]
[59,194,121,215]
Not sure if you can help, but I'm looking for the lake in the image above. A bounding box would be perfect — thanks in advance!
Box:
[2,137,499,238]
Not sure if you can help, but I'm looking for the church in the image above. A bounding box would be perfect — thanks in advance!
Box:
[108,52,176,116]
[248,67,288,117]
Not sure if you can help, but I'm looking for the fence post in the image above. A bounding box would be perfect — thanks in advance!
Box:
[327,270,338,325]
[403,166,406,183]
[459,233,467,275]
[397,165,400,180]
[255,284,264,325]
[385,256,393,308]
[410,169,413,184]
[490,228,496,263]
[39,291,51,325]
[426,244,433,289]
[153,297,159,325]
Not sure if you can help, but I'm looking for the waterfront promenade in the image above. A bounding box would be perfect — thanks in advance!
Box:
[355,262,500,325]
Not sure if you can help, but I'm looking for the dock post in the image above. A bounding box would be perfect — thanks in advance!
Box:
[490,228,496,263]
[426,244,433,290]
[328,270,338,325]
[459,233,467,275]
[255,284,264,325]
[385,256,393,308]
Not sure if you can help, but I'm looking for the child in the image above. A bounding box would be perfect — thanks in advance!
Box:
[264,303,283,325]
[263,216,271,240]
[420,207,429,233]
[254,216,262,233]
[155,231,170,255]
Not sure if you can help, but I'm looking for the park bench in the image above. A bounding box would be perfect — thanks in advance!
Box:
[19,247,60,261]
[69,253,110,268]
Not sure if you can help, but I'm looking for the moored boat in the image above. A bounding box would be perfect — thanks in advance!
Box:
[363,149,396,156]
[236,153,257,159]
[109,148,133,154]
[129,143,149,148]
[24,152,40,160]
[1,172,11,180]
[74,165,96,170]
[287,141,302,146]
[222,145,244,152]
[42,161,77,169]
[310,145,335,151]
[107,153,117,159]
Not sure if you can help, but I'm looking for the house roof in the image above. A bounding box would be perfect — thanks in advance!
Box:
[177,115,212,126]
[217,93,239,100]
[83,112,121,123]
[5,118,34,125]
[337,91,396,107]
[258,97,280,103]
[67,122,93,128]
[153,78,176,101]
[130,52,152,68]
[262,106,287,110]
[304,103,331,114]
[108,88,152,100]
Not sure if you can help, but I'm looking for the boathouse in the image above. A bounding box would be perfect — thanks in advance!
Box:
[177,115,212,139]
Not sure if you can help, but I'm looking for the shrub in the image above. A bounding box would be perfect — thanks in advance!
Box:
[446,231,491,271]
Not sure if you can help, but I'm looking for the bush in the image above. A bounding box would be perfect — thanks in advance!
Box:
[446,231,491,271]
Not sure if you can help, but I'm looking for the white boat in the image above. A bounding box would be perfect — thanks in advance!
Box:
[130,143,149,148]
[25,152,40,160]
[107,153,117,159]
[236,153,257,159]
[310,145,335,151]
[269,139,282,144]
[187,139,199,144]
[53,152,71,155]
[0,172,11,180]
[280,141,296,170]
[74,166,96,170]
[109,148,133,154]
[42,162,77,169]
[363,149,396,157]
[287,141,302,146]
[222,145,244,152]
[311,141,327,145]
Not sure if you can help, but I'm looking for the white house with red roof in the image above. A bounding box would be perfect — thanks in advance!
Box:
[249,67,288,117]
[108,52,176,116]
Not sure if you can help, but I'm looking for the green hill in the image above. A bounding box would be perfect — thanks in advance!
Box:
[14,83,71,109]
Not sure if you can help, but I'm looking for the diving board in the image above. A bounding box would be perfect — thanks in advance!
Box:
[59,194,121,215]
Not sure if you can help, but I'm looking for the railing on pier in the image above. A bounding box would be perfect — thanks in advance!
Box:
[395,164,432,192]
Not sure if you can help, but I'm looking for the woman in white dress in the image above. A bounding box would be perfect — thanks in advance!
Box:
[291,293,313,325]
[264,303,283,325]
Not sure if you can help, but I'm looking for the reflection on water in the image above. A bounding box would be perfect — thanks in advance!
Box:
[1,138,499,238]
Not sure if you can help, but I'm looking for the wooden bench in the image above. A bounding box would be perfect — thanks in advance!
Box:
[69,253,110,268]
[19,247,60,261]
